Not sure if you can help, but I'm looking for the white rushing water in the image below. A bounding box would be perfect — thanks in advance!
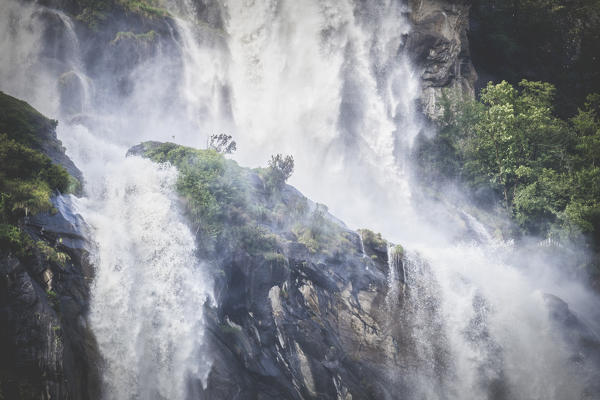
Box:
[64,129,214,399]
[1,0,599,398]
[0,1,213,398]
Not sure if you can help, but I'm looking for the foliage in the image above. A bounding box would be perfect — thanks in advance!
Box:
[262,154,294,193]
[462,80,566,211]
[358,229,387,251]
[140,142,353,260]
[0,91,58,150]
[292,203,345,255]
[120,0,170,18]
[36,241,71,267]
[416,81,600,281]
[0,93,74,263]
[0,224,33,259]
[46,289,59,310]
[142,142,246,246]
[208,134,237,154]
[74,0,169,29]
[75,1,111,29]
[1,135,70,219]
[392,244,404,258]
[111,30,157,45]
[263,251,288,265]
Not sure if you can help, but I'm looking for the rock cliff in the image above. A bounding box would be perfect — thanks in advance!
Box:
[0,92,100,399]
[406,0,477,119]
[131,141,441,399]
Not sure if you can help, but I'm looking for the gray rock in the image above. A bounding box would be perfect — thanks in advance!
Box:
[406,0,477,119]
[1,195,100,399]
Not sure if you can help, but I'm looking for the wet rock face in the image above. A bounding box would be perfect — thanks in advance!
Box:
[406,0,477,119]
[0,196,100,400]
[0,91,99,398]
[200,229,406,400]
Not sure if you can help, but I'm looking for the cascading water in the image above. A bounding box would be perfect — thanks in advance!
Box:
[2,0,600,398]
[63,132,214,399]
[0,1,213,398]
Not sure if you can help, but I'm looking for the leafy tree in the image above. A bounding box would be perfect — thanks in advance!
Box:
[208,134,237,154]
[265,154,294,191]
[0,134,70,220]
[416,81,600,283]
[461,80,566,210]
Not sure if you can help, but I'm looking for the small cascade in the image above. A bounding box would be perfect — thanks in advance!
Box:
[385,243,404,310]
[359,232,367,258]
[460,209,494,244]
[40,7,94,113]
[169,15,229,139]
[76,152,213,400]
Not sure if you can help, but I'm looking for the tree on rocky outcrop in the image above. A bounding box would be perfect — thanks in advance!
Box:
[208,134,237,154]
[265,154,294,190]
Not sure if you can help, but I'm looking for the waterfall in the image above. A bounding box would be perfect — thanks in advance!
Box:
[0,1,213,398]
[221,0,421,237]
[63,128,214,399]
[2,0,600,398]
[385,244,403,310]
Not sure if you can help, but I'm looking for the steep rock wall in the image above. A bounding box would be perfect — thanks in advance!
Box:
[0,93,100,399]
[406,0,477,119]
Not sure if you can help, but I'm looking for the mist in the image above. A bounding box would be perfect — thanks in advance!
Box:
[1,0,599,398]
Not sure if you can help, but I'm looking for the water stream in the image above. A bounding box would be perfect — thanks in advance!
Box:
[1,0,599,398]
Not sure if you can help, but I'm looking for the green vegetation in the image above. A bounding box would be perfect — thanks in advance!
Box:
[392,244,404,258]
[293,204,344,254]
[0,92,74,263]
[357,229,388,264]
[415,81,600,281]
[36,241,71,268]
[139,142,353,260]
[208,134,237,154]
[110,30,158,45]
[74,0,169,29]
[45,289,59,311]
[358,229,386,251]
[0,91,59,150]
[1,135,69,217]
[0,223,33,259]
[120,0,170,18]
[260,154,295,194]
[141,142,248,248]
[141,142,290,257]
[75,1,111,29]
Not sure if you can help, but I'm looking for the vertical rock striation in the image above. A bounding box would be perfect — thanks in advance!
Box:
[406,0,477,119]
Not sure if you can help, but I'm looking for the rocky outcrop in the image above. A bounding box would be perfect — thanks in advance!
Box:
[0,93,100,399]
[406,0,477,119]
[200,226,406,399]
[0,197,100,399]
[542,294,600,396]
[132,141,436,399]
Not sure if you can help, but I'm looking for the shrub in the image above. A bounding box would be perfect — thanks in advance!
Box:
[36,241,71,267]
[263,154,294,193]
[208,134,237,154]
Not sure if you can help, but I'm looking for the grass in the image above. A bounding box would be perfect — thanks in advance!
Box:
[0,92,75,263]
[111,30,158,45]
[139,141,378,262]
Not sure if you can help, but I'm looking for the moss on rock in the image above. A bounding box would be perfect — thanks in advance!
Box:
[0,93,76,261]
[133,141,363,261]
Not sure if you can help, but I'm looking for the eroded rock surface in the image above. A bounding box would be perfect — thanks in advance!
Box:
[0,198,100,399]
[406,0,477,118]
